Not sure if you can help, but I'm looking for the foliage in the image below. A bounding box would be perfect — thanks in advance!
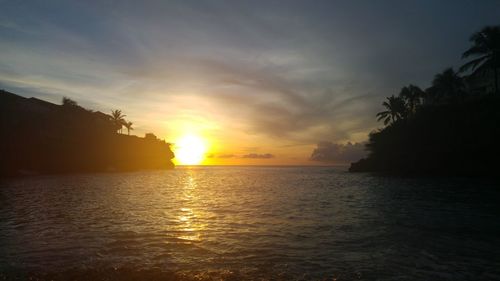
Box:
[400,84,424,114]
[376,95,407,125]
[428,68,465,103]
[0,90,174,176]
[460,26,500,94]
[110,109,126,133]
[62,97,78,107]
[351,26,500,176]
[352,96,500,175]
[124,121,134,135]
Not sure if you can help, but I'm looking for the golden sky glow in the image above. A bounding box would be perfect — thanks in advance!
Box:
[2,2,494,165]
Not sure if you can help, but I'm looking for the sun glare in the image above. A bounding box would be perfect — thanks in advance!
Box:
[175,135,207,165]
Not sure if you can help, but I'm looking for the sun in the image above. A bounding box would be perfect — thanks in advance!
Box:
[174,135,207,165]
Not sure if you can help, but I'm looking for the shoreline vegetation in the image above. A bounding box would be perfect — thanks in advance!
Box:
[0,90,174,177]
[350,26,500,176]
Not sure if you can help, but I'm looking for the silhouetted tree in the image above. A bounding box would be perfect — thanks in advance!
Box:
[124,121,133,135]
[62,97,78,107]
[376,95,407,126]
[460,25,500,95]
[350,27,500,176]
[428,68,465,103]
[400,84,424,114]
[111,110,126,134]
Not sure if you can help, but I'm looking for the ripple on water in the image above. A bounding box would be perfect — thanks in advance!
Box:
[1,167,500,280]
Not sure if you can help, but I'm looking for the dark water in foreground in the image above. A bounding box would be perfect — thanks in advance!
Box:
[0,167,499,280]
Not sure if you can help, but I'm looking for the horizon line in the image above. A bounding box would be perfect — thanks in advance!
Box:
[175,164,350,168]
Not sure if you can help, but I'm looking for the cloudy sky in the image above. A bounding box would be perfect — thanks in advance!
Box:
[1,0,499,165]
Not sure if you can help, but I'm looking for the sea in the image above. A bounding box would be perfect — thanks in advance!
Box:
[0,166,499,280]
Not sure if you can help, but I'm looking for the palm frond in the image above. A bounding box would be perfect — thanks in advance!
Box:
[376,111,390,121]
[459,56,489,73]
[462,46,489,58]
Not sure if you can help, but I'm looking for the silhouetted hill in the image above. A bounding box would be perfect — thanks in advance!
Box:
[0,90,174,176]
[349,95,500,176]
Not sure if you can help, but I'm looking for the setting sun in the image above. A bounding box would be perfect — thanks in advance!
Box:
[174,135,207,165]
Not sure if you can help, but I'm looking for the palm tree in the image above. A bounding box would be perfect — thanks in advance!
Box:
[124,121,133,135]
[460,26,500,95]
[376,95,407,126]
[399,84,424,114]
[429,68,465,103]
[110,110,126,134]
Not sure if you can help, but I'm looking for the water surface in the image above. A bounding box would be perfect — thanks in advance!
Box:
[1,167,499,280]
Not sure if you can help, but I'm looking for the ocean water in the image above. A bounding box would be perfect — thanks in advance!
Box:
[0,166,499,280]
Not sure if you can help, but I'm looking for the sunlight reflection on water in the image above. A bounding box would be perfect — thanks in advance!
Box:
[176,171,203,243]
[0,167,499,280]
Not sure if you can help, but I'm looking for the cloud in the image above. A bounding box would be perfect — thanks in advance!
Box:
[1,0,498,160]
[242,153,275,159]
[208,152,275,159]
[310,141,366,164]
[189,57,380,142]
[217,154,237,158]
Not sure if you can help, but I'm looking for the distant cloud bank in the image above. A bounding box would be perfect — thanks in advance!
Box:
[242,153,275,159]
[207,153,275,159]
[310,141,366,163]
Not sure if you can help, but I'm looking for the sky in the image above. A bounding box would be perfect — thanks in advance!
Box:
[1,0,499,165]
